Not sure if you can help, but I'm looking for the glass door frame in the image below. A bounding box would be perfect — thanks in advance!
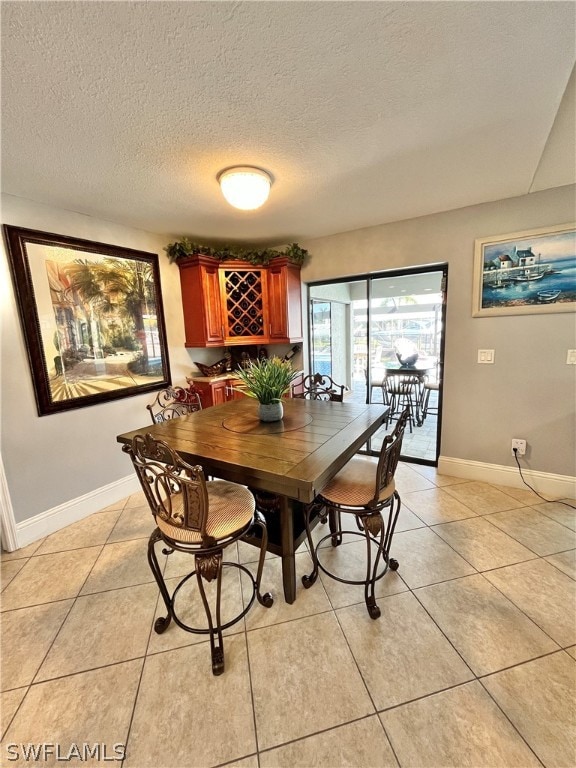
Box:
[307,262,448,466]
[310,299,333,377]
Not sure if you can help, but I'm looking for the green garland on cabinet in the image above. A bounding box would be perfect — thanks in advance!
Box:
[165,238,309,266]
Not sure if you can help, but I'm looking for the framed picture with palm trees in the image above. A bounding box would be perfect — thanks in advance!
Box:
[3,225,171,415]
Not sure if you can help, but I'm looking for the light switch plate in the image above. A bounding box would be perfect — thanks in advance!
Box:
[567,350,576,364]
[478,349,495,364]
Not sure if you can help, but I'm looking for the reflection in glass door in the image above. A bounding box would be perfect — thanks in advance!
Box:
[366,269,445,462]
[309,283,364,393]
[309,266,447,465]
[310,301,332,376]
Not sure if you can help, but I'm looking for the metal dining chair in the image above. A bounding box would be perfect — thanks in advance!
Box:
[291,372,347,544]
[147,385,202,423]
[123,433,273,675]
[302,409,409,618]
[292,372,346,401]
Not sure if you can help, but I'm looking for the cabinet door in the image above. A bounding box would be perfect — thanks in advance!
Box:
[226,378,246,401]
[268,260,303,343]
[191,378,234,407]
[211,380,228,406]
[192,381,214,408]
[179,257,224,347]
[268,263,288,340]
[219,266,269,344]
[201,262,225,345]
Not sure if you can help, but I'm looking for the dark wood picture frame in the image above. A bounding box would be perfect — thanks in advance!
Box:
[4,225,171,416]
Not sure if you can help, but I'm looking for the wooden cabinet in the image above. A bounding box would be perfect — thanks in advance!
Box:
[219,263,269,344]
[192,373,305,409]
[267,258,303,344]
[193,378,227,408]
[226,377,246,401]
[178,255,302,347]
[192,376,246,408]
[178,256,225,348]
[211,379,228,406]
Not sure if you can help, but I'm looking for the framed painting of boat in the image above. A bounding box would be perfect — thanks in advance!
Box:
[472,223,576,317]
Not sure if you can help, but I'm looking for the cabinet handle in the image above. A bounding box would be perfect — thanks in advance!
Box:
[221,325,224,338]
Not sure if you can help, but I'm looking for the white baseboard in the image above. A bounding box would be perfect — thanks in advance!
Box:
[438,456,576,500]
[7,458,575,552]
[14,474,141,550]
[0,454,19,552]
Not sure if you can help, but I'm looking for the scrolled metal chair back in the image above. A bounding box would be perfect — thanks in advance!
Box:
[385,374,419,395]
[295,372,345,402]
[123,433,210,539]
[373,408,409,502]
[147,386,202,424]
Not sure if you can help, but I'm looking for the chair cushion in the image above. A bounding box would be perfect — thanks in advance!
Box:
[156,480,255,543]
[319,456,395,507]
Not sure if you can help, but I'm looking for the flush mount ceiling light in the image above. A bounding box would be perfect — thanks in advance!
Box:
[218,166,272,210]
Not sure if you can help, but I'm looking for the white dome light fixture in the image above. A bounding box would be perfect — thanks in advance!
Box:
[218,166,272,211]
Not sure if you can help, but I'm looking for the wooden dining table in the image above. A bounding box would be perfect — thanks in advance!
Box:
[117,396,389,604]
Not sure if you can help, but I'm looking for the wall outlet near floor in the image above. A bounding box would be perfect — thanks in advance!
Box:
[567,350,576,364]
[511,438,527,456]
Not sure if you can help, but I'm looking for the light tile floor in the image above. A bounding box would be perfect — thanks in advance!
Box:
[1,466,575,767]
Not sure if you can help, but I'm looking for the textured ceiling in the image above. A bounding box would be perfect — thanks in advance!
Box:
[1,1,575,245]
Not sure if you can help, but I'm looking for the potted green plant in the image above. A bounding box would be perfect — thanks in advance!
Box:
[234,357,300,422]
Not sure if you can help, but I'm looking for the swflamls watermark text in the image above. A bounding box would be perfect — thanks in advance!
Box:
[4,743,126,762]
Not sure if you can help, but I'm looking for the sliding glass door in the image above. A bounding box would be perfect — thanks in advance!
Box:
[310,299,349,385]
[308,265,447,464]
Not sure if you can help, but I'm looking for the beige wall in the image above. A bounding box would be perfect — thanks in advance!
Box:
[300,184,576,478]
[0,194,195,524]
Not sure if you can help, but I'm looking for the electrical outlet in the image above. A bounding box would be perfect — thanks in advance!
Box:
[511,438,526,456]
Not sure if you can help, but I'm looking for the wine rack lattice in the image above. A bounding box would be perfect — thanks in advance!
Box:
[223,269,265,337]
